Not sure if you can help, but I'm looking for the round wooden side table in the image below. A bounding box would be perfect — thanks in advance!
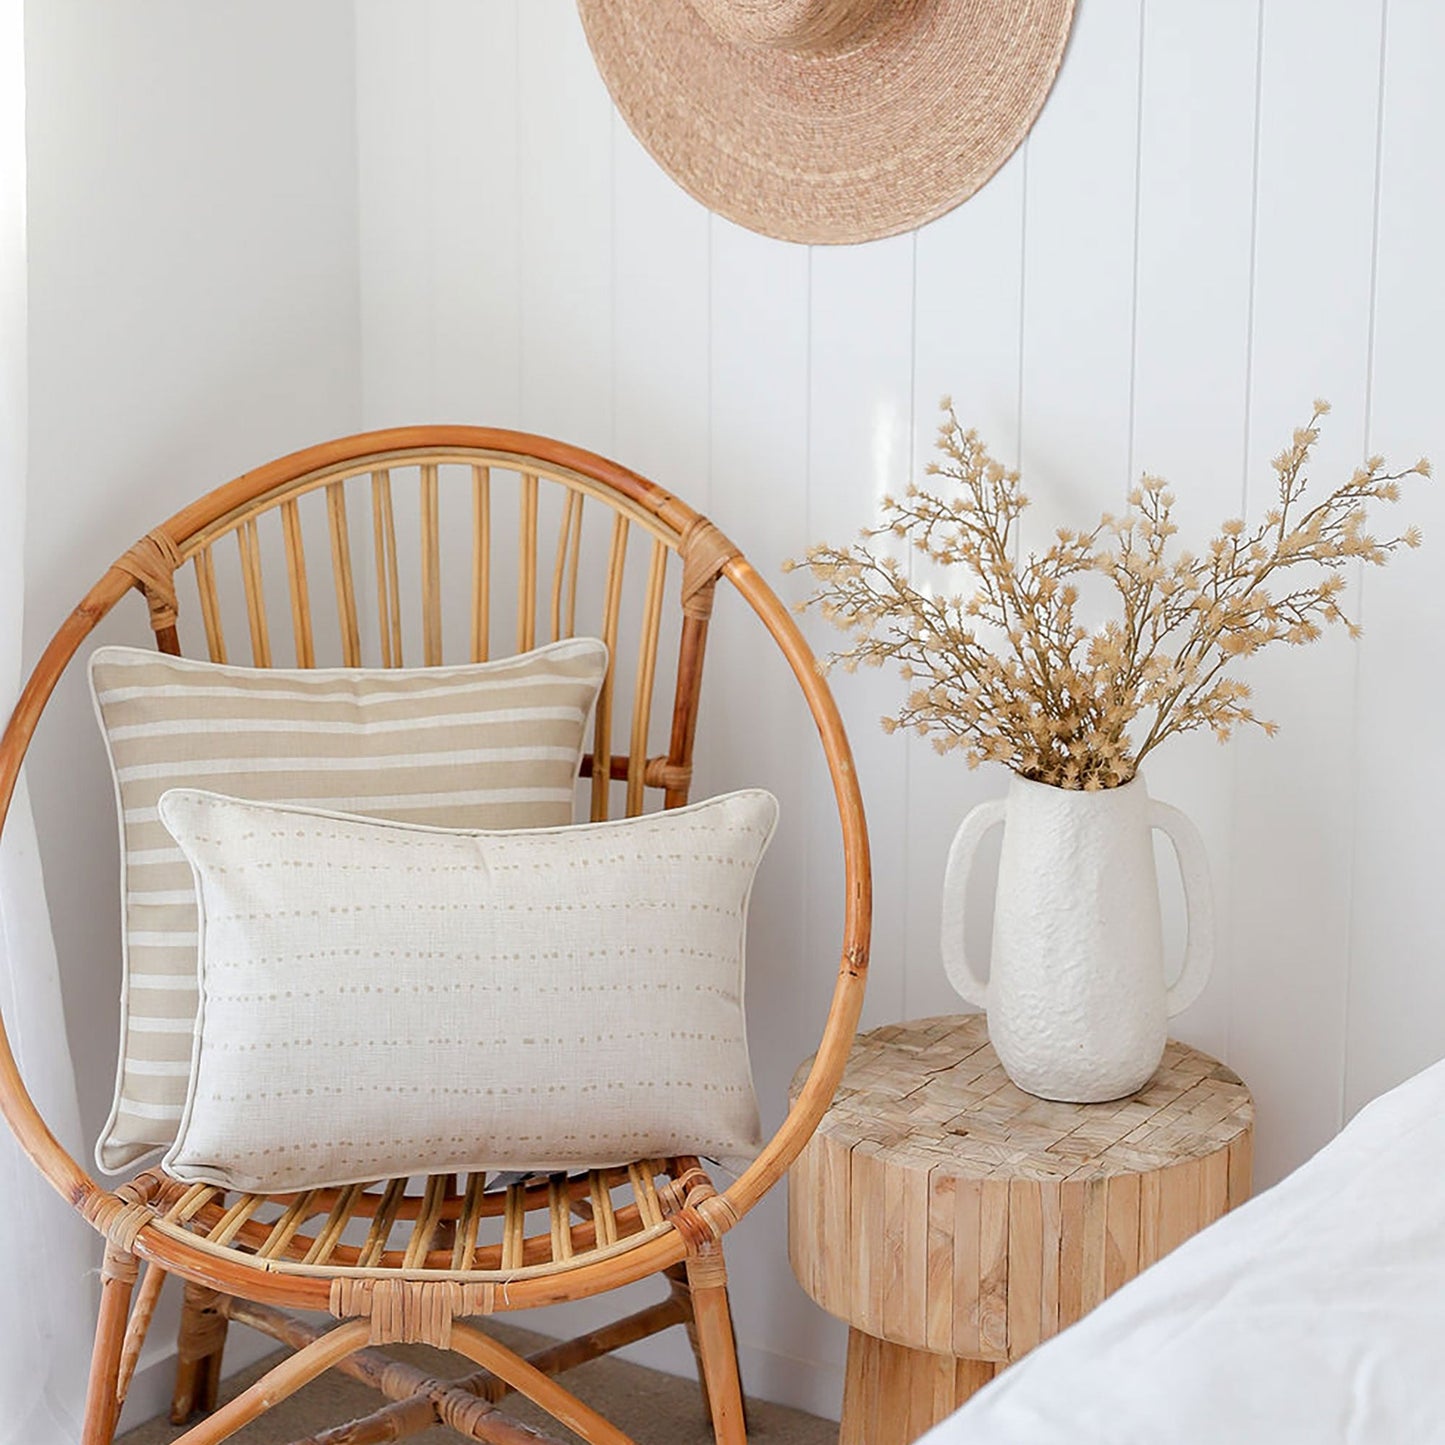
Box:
[788,1015,1254,1445]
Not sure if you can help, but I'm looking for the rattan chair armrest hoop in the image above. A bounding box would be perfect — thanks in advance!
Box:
[0,429,870,1235]
[708,556,871,1228]
[0,426,870,1445]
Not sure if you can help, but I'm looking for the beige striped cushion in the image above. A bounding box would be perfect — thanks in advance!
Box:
[90,638,607,1173]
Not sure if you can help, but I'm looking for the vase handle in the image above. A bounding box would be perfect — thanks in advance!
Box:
[1150,801,1215,1017]
[940,798,1007,1009]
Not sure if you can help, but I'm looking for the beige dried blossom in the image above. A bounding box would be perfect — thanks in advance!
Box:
[787,401,1428,789]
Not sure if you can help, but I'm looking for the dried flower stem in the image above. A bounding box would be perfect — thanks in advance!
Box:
[787,401,1429,789]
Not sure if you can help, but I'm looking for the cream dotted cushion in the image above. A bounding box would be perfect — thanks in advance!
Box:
[157,787,774,1192]
[90,639,608,1172]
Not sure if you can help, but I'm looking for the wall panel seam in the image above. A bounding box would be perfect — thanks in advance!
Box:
[1340,0,1394,1129]
[1124,0,1146,493]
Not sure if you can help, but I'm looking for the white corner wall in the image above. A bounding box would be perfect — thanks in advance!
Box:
[24,0,363,1132]
[22,0,364,1427]
[17,0,1445,1430]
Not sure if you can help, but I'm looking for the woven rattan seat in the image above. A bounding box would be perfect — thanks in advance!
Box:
[133,1159,714,1282]
[0,427,871,1445]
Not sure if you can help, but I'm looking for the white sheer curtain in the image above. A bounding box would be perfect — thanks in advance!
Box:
[1,0,97,1438]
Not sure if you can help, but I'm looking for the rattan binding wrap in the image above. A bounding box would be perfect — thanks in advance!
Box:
[115,529,183,637]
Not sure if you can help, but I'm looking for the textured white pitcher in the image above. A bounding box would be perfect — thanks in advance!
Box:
[941,774,1213,1102]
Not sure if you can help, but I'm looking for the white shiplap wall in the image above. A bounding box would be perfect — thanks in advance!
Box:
[17,0,1445,1426]
[353,0,1445,1416]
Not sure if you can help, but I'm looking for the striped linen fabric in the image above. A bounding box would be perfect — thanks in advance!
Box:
[89,638,608,1173]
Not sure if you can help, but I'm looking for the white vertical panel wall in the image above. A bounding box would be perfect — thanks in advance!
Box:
[13,0,1439,1426]
[26,0,364,1137]
[354,0,1445,1417]
[1347,0,1445,1119]
[1229,0,1386,1182]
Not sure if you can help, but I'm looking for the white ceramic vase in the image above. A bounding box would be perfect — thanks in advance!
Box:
[940,774,1214,1102]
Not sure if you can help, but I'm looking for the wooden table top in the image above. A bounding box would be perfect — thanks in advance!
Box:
[789,1014,1255,1386]
[792,1012,1253,1185]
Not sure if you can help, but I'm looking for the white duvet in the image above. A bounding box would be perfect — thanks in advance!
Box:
[925,1057,1445,1444]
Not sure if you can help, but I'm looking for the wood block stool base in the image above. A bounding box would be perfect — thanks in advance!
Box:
[841,1330,996,1445]
[792,1017,1255,1444]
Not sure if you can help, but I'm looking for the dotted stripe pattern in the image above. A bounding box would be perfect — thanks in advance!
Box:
[160,788,776,1193]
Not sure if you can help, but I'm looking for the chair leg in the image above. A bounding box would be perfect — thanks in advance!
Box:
[81,1243,138,1445]
[685,1247,747,1445]
[665,1263,715,1422]
[171,1282,229,1424]
[117,1261,168,1404]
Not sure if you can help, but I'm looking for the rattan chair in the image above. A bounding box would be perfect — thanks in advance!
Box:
[0,428,870,1445]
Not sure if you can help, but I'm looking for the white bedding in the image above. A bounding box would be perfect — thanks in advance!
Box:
[925,1057,1445,1444]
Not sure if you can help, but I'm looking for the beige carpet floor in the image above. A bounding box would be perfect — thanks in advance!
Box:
[118,1321,839,1444]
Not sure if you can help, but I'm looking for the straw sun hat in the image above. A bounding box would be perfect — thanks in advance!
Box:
[577,0,1077,245]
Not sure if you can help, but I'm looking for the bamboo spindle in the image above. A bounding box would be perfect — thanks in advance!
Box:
[564,493,583,638]
[550,490,582,643]
[625,541,668,816]
[420,463,442,665]
[257,1190,320,1264]
[357,1179,408,1269]
[371,470,403,668]
[205,1191,265,1249]
[590,514,629,822]
[590,1174,619,1248]
[237,519,271,667]
[280,499,315,667]
[517,472,539,654]
[194,545,226,663]
[502,1184,526,1272]
[326,481,362,666]
[447,1172,484,1272]
[402,1174,451,1269]
[548,1177,574,1265]
[302,1184,366,1268]
[471,466,491,662]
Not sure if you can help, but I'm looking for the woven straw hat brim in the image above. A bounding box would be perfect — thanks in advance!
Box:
[578,0,1076,245]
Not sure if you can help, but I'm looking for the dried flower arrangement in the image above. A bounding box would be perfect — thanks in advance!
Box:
[788,401,1429,790]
